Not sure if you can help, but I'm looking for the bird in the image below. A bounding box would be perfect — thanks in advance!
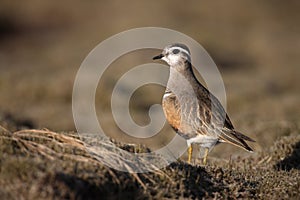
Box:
[153,43,255,164]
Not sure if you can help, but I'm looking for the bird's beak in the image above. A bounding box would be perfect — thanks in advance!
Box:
[153,54,164,60]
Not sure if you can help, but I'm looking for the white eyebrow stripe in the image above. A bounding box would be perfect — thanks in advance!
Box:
[163,92,172,98]
[169,47,190,56]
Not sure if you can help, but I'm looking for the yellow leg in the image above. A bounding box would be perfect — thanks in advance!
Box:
[202,148,209,165]
[188,145,193,164]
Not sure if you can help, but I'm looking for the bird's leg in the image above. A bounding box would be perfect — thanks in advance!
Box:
[188,145,193,164]
[202,147,209,165]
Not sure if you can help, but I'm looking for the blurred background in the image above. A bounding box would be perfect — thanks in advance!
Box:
[0,0,299,159]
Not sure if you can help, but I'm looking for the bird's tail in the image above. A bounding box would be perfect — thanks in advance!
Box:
[219,129,255,152]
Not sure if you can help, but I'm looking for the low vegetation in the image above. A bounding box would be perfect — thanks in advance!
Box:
[0,125,299,199]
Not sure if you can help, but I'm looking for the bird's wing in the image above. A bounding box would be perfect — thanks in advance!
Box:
[194,84,232,129]
[219,129,255,152]
[194,82,255,151]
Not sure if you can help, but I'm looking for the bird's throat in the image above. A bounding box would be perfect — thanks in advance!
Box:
[167,64,199,96]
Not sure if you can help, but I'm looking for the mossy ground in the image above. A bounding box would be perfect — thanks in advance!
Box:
[0,125,299,199]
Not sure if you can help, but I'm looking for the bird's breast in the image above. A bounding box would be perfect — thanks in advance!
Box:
[162,92,199,139]
[162,93,181,132]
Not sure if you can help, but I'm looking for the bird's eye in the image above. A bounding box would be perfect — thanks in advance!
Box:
[172,49,180,54]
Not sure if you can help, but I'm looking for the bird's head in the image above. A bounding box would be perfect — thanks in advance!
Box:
[153,43,191,67]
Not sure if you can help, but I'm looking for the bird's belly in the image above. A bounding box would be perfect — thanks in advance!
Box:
[186,134,218,149]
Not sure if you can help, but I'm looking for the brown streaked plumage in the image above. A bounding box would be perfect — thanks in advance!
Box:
[153,43,255,164]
